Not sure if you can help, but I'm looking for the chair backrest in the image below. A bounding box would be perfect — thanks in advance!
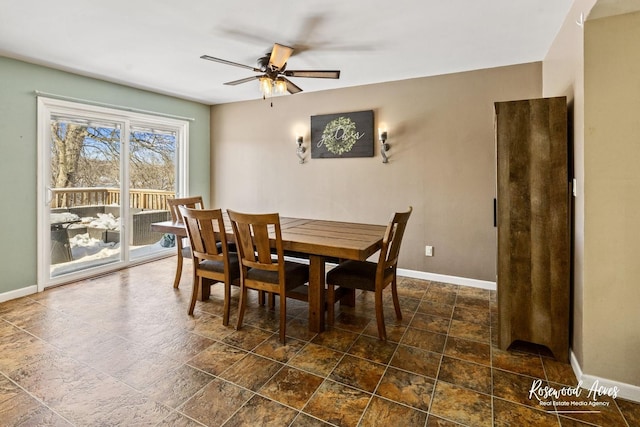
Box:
[377,206,413,274]
[179,207,228,262]
[227,210,284,277]
[167,196,204,223]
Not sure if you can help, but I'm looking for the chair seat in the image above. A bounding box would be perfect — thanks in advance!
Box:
[326,260,394,292]
[246,260,309,289]
[199,253,240,280]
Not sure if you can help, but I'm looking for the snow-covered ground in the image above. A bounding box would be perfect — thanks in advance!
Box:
[50,212,174,277]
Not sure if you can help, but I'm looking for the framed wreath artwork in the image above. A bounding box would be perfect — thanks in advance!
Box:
[310,110,374,158]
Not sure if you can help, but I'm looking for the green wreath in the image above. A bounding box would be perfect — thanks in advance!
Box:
[322,117,358,155]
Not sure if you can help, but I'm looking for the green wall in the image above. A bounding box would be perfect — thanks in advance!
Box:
[0,56,210,295]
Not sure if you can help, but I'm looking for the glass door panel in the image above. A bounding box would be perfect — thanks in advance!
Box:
[49,117,123,279]
[128,126,176,260]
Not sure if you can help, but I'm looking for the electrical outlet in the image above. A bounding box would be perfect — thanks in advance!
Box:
[425,245,434,257]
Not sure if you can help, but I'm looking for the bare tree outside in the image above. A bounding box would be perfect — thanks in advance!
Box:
[50,121,176,192]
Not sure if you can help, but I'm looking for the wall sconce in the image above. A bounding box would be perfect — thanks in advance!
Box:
[379,129,390,163]
[296,136,306,164]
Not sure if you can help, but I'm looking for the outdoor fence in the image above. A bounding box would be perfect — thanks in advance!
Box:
[50,187,174,210]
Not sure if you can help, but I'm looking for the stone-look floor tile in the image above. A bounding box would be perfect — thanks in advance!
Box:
[382,294,421,313]
[452,305,491,326]
[288,343,343,377]
[329,355,386,393]
[260,366,324,409]
[492,348,546,378]
[361,321,407,343]
[493,397,561,426]
[155,411,205,427]
[253,334,306,363]
[285,317,317,341]
[179,377,253,426]
[444,336,491,366]
[0,391,73,426]
[455,295,490,311]
[143,364,214,409]
[396,278,429,300]
[111,350,184,390]
[291,412,333,426]
[557,416,600,426]
[552,392,628,426]
[304,380,371,427]
[219,353,283,391]
[153,331,216,363]
[492,369,551,411]
[348,335,398,364]
[311,327,359,352]
[430,381,492,427]
[448,319,490,343]
[409,312,450,334]
[417,300,454,318]
[423,290,457,306]
[425,415,464,426]
[456,287,491,300]
[241,306,281,332]
[401,327,447,353]
[54,375,171,426]
[224,394,298,427]
[187,312,235,340]
[222,325,272,350]
[333,312,372,333]
[376,367,434,411]
[9,352,105,407]
[359,396,427,427]
[429,282,459,293]
[617,398,640,426]
[187,340,247,375]
[390,344,441,378]
[542,356,578,386]
[438,356,492,394]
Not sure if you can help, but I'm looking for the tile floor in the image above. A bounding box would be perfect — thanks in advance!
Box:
[0,258,638,426]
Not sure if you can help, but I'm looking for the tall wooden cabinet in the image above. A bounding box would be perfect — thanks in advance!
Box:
[495,96,570,363]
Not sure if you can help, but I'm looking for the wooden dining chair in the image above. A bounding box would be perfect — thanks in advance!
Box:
[179,207,240,323]
[227,209,310,344]
[326,207,413,341]
[167,196,204,288]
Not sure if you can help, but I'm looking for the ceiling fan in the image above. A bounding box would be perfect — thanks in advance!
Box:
[200,43,340,96]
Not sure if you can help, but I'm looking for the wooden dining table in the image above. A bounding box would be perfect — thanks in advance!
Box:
[151,214,387,333]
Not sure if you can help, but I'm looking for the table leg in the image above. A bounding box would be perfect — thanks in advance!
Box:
[308,255,326,333]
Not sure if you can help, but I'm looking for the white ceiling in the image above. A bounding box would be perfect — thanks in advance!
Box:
[0,0,574,105]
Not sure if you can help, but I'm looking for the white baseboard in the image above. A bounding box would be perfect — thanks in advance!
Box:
[570,350,640,403]
[397,268,496,291]
[0,285,37,303]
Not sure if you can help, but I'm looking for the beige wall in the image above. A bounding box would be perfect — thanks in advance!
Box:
[583,9,640,386]
[210,63,542,282]
[545,0,640,389]
[543,0,598,376]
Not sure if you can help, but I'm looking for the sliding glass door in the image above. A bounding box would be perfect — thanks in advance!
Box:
[37,97,188,288]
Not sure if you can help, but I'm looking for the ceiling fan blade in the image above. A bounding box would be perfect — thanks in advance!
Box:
[200,55,261,72]
[224,75,261,86]
[268,43,294,70]
[284,70,340,79]
[282,77,303,94]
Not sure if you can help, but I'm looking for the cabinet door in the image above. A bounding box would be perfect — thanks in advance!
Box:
[495,96,570,362]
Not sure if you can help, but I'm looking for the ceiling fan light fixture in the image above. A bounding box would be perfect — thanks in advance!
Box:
[274,78,287,95]
[259,76,273,97]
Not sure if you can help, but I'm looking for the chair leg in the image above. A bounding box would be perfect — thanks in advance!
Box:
[326,284,335,326]
[188,275,200,315]
[269,293,276,309]
[173,246,184,288]
[279,293,286,344]
[391,276,402,321]
[258,291,265,306]
[222,279,231,326]
[374,289,387,341]
[236,285,247,331]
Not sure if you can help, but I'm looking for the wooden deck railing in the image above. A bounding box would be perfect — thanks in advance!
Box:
[50,187,174,210]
